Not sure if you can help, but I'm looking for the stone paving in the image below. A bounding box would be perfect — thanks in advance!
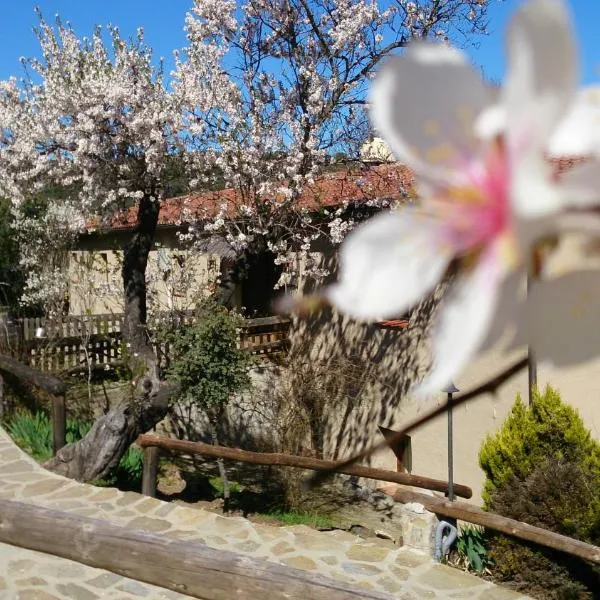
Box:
[0,426,531,599]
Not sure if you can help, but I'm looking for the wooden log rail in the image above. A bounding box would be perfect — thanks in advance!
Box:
[137,433,472,499]
[0,499,394,600]
[392,488,600,566]
[0,354,65,395]
[0,354,67,454]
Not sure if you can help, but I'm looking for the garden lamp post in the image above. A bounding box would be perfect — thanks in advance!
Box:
[443,382,459,502]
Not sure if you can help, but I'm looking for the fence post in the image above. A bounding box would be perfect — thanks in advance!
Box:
[142,445,160,497]
[0,372,4,421]
[52,393,67,455]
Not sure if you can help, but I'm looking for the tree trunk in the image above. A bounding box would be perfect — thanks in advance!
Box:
[43,382,178,481]
[214,256,238,309]
[45,193,178,482]
[122,194,161,387]
[209,415,230,512]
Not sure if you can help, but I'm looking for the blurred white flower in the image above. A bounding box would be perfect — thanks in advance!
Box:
[327,0,600,394]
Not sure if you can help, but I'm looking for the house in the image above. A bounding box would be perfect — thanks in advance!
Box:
[69,152,600,506]
[70,162,413,316]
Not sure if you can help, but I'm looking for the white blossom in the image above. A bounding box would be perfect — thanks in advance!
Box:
[327,0,600,394]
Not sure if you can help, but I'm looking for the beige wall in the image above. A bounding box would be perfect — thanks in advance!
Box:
[296,233,600,506]
[70,227,600,507]
[392,345,600,506]
[68,248,221,316]
[369,234,600,504]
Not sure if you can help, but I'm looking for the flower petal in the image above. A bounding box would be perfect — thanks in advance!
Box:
[416,241,503,396]
[548,86,600,157]
[370,43,493,184]
[503,0,578,218]
[557,160,600,207]
[515,270,600,366]
[326,210,452,321]
[474,103,506,141]
[479,268,526,353]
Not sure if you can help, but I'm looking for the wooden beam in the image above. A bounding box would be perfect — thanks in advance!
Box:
[391,488,600,565]
[52,393,66,455]
[137,434,472,499]
[0,353,66,395]
[142,445,160,497]
[0,499,394,600]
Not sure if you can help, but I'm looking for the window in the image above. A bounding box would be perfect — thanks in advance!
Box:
[99,252,109,283]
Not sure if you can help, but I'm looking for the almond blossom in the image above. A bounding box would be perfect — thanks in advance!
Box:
[326,0,600,394]
[175,0,497,289]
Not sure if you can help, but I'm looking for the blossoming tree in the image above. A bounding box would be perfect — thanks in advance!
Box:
[0,0,498,480]
[175,0,498,289]
[0,15,197,480]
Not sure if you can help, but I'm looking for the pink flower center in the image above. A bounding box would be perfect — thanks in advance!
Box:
[439,140,511,253]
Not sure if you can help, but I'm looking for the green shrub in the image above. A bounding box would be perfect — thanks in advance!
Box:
[5,409,53,460]
[161,297,254,506]
[479,386,600,507]
[454,525,490,574]
[166,296,253,415]
[479,387,600,599]
[114,445,144,488]
[266,510,334,529]
[487,458,600,599]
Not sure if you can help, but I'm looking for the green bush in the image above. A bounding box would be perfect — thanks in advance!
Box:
[5,408,143,487]
[162,297,253,505]
[5,409,53,460]
[487,458,600,598]
[166,296,253,415]
[479,387,600,599]
[479,386,600,507]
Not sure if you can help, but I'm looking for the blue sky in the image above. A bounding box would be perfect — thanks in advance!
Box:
[0,0,598,84]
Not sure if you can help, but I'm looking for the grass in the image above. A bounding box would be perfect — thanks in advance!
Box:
[6,412,337,532]
[266,510,335,529]
[206,476,334,528]
[209,476,243,495]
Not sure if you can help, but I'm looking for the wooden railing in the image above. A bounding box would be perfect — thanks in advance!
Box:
[136,433,600,568]
[135,434,600,566]
[0,499,395,600]
[8,312,290,373]
[392,488,600,566]
[0,354,67,455]
[136,433,473,499]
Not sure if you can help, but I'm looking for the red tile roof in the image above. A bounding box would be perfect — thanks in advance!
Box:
[101,163,415,231]
[93,157,585,232]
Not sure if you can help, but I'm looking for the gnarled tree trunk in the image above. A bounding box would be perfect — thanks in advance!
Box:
[43,381,178,481]
[44,193,178,482]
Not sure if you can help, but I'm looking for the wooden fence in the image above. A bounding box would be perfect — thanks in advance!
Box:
[137,433,473,499]
[136,434,600,567]
[7,312,290,373]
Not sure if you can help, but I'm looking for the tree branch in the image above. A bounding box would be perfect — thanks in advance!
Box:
[308,355,529,488]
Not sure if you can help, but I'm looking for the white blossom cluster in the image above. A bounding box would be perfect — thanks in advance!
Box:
[0,1,493,309]
[174,0,491,289]
[0,15,190,309]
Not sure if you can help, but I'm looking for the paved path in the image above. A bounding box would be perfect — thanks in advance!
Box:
[0,426,530,600]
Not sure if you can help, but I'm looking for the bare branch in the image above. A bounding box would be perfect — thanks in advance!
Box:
[308,355,529,488]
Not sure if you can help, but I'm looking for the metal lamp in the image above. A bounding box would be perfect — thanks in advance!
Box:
[442,382,459,502]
